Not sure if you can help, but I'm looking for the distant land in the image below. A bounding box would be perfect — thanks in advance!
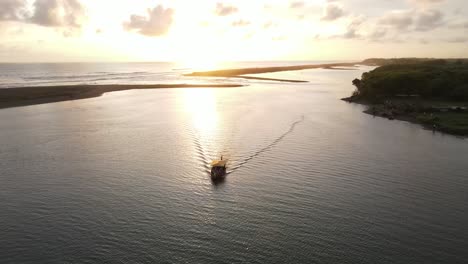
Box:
[343,58,468,136]
[0,61,360,109]
[2,57,468,136]
[185,62,359,81]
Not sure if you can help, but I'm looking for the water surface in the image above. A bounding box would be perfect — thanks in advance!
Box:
[1,65,467,263]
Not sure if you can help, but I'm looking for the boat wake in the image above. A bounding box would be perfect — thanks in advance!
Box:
[192,132,212,175]
[191,115,306,177]
[227,115,305,174]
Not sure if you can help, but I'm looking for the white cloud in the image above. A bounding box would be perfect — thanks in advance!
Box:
[30,0,86,28]
[215,3,238,16]
[378,9,444,32]
[368,28,388,41]
[446,36,468,43]
[415,9,444,31]
[379,11,413,30]
[124,5,174,37]
[409,0,445,6]
[0,0,27,21]
[0,0,86,29]
[342,16,364,39]
[321,3,345,21]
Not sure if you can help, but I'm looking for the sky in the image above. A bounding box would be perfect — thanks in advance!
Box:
[0,0,467,62]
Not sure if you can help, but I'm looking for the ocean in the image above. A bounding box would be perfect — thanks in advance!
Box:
[0,61,333,88]
[0,62,467,263]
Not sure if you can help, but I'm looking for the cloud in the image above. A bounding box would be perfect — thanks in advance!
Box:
[124,5,174,37]
[409,0,445,6]
[446,37,468,43]
[290,1,305,9]
[321,3,345,21]
[327,16,364,40]
[419,38,429,44]
[0,0,86,29]
[415,9,444,31]
[369,28,388,41]
[0,0,27,21]
[447,20,468,29]
[30,0,86,28]
[379,11,413,30]
[379,9,444,32]
[215,3,238,16]
[342,17,364,39]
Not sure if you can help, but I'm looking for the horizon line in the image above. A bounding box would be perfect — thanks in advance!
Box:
[2,57,468,64]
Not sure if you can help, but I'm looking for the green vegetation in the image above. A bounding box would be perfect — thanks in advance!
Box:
[416,112,468,135]
[353,60,468,101]
[345,59,468,136]
[361,58,468,67]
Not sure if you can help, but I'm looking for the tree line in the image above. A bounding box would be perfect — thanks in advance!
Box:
[352,60,468,101]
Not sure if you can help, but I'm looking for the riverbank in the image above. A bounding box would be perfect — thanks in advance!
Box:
[343,96,468,136]
[0,84,244,109]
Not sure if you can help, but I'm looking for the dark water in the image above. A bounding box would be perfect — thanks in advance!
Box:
[1,65,467,263]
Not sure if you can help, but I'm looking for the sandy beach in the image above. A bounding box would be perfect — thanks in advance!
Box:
[185,62,359,77]
[0,84,243,110]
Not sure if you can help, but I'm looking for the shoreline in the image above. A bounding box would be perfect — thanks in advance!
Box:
[1,62,360,109]
[342,97,468,137]
[0,83,244,110]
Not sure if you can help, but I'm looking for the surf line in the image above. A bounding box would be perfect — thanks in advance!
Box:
[228,115,306,174]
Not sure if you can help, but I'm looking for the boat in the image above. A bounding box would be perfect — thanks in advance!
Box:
[211,156,227,181]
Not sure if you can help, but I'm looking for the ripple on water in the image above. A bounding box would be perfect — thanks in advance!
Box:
[1,67,468,263]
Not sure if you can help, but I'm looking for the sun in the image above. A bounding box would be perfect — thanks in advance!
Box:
[168,34,225,71]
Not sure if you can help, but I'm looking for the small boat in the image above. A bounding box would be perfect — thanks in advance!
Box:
[211,156,227,181]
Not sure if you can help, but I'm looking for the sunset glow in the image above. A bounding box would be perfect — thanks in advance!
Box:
[182,89,219,135]
[1,0,468,62]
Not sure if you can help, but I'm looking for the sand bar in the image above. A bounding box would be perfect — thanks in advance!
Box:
[0,83,243,109]
[185,62,360,79]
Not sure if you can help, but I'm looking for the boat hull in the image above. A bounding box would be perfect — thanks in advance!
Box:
[211,167,227,181]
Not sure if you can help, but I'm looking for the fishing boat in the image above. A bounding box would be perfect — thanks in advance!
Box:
[211,156,227,181]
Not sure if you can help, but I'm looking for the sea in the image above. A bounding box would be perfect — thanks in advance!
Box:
[0,62,467,263]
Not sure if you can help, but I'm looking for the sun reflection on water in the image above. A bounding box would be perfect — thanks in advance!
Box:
[182,89,219,137]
